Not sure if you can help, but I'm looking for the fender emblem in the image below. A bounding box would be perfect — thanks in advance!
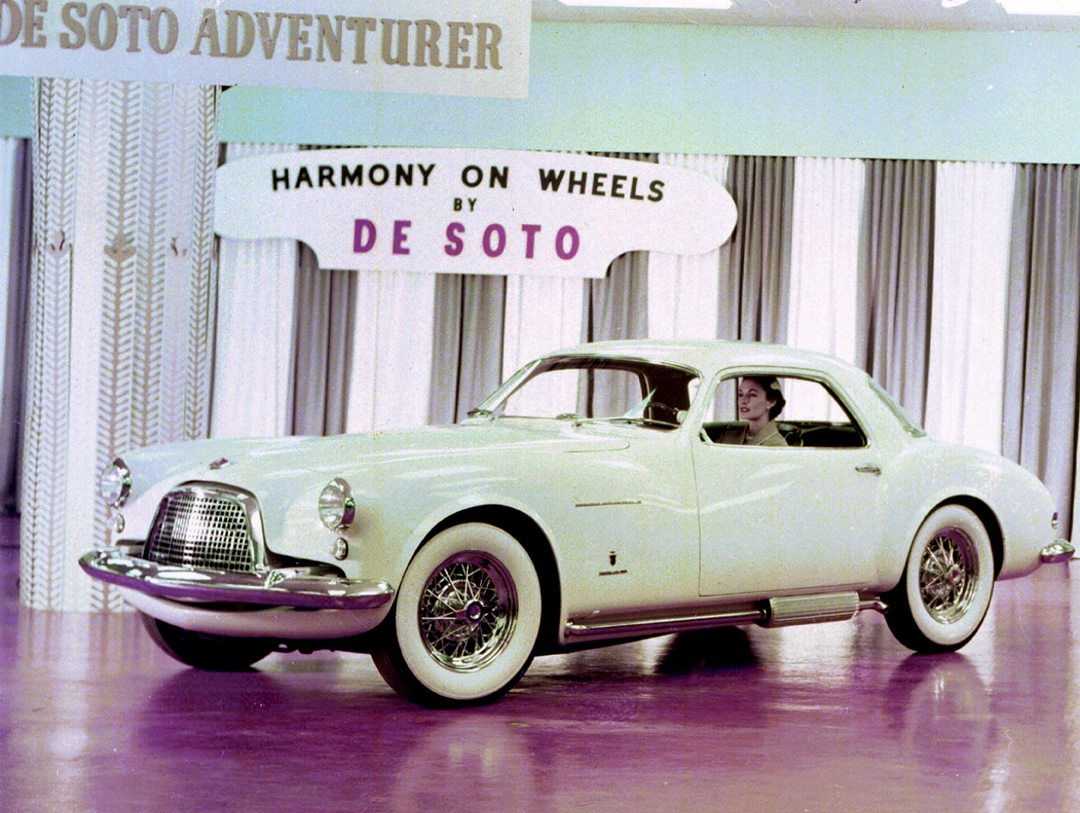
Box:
[600,550,626,576]
[209,458,231,470]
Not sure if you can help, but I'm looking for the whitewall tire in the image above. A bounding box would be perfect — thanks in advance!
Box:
[886,505,994,653]
[374,523,542,706]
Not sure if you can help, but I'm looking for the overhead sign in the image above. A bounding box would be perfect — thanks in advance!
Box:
[0,0,530,98]
[214,148,738,278]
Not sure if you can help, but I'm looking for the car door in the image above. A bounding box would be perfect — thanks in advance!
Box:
[692,371,883,598]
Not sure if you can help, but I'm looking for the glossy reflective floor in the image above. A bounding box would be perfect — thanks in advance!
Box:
[2,518,1078,813]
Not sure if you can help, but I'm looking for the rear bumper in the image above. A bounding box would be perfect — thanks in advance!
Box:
[1040,539,1075,565]
[79,548,395,610]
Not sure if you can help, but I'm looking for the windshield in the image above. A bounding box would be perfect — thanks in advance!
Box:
[472,356,701,429]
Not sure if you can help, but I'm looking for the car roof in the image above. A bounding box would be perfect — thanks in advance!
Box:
[545,339,860,381]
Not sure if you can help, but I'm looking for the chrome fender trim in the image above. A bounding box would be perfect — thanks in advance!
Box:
[79,549,394,610]
[565,594,890,642]
[565,607,766,641]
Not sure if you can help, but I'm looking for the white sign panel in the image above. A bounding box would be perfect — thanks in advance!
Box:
[0,0,530,98]
[214,148,738,278]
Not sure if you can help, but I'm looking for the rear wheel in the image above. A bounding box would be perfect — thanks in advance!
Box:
[885,505,994,653]
[374,523,541,707]
[140,613,275,670]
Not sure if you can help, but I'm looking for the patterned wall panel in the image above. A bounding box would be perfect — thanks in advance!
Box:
[21,80,218,611]
[20,79,77,611]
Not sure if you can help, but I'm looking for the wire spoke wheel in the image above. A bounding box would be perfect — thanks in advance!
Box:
[419,554,518,671]
[918,529,978,624]
[885,505,994,653]
[374,522,541,706]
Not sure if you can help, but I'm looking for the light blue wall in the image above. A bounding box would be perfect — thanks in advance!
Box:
[218,22,1080,164]
[6,23,1080,161]
[0,76,32,138]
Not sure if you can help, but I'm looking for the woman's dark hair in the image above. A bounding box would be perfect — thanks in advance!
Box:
[742,376,786,420]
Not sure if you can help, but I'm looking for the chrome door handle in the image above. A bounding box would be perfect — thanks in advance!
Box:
[855,464,882,476]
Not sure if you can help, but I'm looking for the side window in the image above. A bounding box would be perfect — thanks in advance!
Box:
[701,374,867,448]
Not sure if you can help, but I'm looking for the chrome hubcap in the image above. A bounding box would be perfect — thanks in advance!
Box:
[418,553,517,672]
[919,528,978,624]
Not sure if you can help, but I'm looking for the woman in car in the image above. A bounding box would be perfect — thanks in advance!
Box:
[716,375,788,446]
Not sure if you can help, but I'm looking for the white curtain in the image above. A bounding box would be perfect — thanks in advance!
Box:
[648,154,729,340]
[925,162,1015,453]
[345,270,436,432]
[211,143,298,439]
[501,276,584,415]
[503,277,584,372]
[786,157,864,365]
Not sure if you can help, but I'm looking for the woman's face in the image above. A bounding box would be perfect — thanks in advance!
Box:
[737,379,774,423]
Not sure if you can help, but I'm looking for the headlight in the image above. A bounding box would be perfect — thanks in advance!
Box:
[318,477,356,531]
[99,458,132,508]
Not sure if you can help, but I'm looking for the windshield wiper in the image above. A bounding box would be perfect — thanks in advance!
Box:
[466,408,495,420]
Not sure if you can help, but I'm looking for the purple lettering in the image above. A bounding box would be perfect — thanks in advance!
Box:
[444,222,465,256]
[353,219,376,253]
[392,219,411,255]
[555,226,579,260]
[483,224,506,258]
[521,224,541,259]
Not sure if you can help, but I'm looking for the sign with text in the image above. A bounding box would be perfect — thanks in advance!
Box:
[0,0,529,98]
[214,148,738,278]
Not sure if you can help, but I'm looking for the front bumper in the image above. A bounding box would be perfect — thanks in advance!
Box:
[79,548,395,610]
[1040,539,1075,565]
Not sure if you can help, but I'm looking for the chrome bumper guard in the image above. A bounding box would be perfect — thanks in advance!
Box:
[1040,539,1075,565]
[79,549,395,610]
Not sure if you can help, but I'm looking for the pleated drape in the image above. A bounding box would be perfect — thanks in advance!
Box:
[8,141,1080,535]
[1004,164,1080,537]
[858,160,936,423]
[211,142,298,440]
[429,274,506,424]
[924,162,1014,453]
[344,270,436,432]
[718,155,795,344]
[291,245,355,435]
[787,156,864,365]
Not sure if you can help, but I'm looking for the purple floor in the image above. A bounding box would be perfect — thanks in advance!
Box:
[2,516,1077,813]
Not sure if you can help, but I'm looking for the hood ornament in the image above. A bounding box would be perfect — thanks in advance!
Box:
[209,458,231,470]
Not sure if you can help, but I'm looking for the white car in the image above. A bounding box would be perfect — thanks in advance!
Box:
[81,340,1074,706]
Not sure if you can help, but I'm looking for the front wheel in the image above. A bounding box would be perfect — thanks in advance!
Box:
[373,523,542,707]
[140,613,275,670]
[885,505,994,653]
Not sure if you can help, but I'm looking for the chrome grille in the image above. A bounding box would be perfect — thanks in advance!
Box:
[145,487,258,573]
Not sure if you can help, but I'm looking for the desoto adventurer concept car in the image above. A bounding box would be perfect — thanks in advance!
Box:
[81,341,1074,706]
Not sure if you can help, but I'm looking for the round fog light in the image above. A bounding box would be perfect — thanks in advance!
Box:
[332,538,349,561]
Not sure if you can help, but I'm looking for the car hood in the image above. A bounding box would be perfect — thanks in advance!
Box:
[124,420,633,490]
